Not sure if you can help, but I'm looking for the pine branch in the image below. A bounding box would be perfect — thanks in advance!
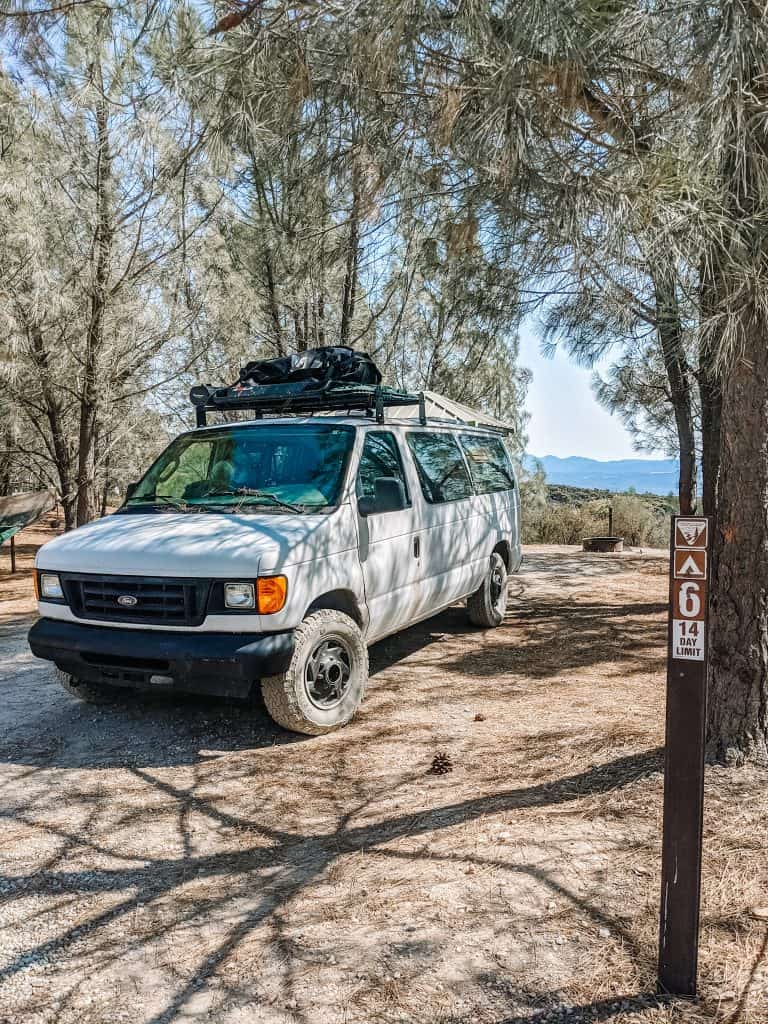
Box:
[0,0,99,16]
[208,1,263,36]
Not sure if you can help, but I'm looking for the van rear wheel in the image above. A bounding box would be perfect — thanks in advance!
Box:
[261,610,368,736]
[467,552,508,628]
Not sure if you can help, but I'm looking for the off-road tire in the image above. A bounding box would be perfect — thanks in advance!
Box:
[261,610,368,736]
[54,668,125,705]
[467,552,508,628]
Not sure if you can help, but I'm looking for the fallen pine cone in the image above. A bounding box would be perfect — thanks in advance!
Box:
[429,751,453,775]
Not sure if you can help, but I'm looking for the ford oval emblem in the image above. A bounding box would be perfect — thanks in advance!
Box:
[117,594,139,607]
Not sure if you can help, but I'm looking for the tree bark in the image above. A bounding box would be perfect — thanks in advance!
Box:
[262,247,284,354]
[707,334,768,763]
[340,182,359,346]
[699,350,722,518]
[651,265,697,514]
[100,438,111,518]
[76,80,112,527]
[699,258,722,517]
[707,21,768,762]
[293,308,305,351]
[28,325,76,530]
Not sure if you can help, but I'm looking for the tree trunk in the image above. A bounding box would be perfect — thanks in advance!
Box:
[699,259,722,517]
[651,266,697,514]
[340,183,359,346]
[28,325,76,530]
[707,21,768,762]
[100,439,111,518]
[707,333,768,763]
[76,79,112,527]
[699,357,722,518]
[317,232,326,346]
[262,247,284,354]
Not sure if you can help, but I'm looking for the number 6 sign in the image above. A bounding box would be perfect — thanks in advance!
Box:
[674,580,704,620]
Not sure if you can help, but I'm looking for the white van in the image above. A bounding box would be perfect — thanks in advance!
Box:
[29,391,521,735]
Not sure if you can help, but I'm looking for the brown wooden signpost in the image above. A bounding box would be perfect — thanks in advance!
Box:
[658,515,712,995]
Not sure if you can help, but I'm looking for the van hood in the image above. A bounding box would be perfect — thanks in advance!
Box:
[36,508,351,578]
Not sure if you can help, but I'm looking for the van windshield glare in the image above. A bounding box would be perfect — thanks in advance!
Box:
[122,424,355,514]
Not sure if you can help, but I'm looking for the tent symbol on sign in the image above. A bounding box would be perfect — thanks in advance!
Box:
[674,549,707,578]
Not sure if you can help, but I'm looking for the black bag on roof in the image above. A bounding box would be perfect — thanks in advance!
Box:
[239,346,381,388]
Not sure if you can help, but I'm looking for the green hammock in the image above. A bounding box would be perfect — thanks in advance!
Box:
[0,491,55,546]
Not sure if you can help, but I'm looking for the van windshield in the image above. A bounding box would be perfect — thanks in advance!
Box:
[122,424,355,514]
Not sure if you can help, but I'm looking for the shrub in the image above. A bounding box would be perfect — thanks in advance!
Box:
[610,494,668,547]
[526,503,604,545]
[522,490,669,547]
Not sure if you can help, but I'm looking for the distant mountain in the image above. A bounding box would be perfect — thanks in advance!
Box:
[526,454,679,496]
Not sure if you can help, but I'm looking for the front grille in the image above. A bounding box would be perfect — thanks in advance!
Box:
[61,574,211,626]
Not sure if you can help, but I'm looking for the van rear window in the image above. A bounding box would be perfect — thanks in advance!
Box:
[406,433,473,504]
[459,435,515,494]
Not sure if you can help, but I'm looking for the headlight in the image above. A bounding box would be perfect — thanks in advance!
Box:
[224,582,255,609]
[40,573,64,600]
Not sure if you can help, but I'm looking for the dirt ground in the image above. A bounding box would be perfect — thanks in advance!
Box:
[0,519,766,1024]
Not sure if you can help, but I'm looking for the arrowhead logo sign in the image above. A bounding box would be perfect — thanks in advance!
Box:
[674,549,707,579]
[675,519,708,549]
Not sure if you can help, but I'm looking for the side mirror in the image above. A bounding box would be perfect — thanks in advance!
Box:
[124,481,139,501]
[358,477,407,517]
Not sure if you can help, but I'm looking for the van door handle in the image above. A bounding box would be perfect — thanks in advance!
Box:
[413,536,420,558]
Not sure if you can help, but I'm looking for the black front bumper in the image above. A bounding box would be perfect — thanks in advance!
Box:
[28,618,295,698]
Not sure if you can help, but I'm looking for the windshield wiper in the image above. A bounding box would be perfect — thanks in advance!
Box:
[197,488,306,514]
[125,494,193,513]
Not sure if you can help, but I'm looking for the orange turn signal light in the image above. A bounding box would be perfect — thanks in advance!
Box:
[257,575,287,615]
[33,570,40,601]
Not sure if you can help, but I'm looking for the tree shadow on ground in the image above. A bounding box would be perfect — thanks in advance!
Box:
[0,682,302,769]
[494,992,672,1023]
[0,746,665,1024]
[451,599,668,681]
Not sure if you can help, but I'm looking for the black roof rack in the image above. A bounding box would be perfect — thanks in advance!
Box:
[189,381,428,427]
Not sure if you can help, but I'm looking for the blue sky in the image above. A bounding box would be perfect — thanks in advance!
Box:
[518,323,659,461]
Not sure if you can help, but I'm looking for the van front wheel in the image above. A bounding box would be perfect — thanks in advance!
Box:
[467,552,508,627]
[261,610,368,736]
[54,669,125,705]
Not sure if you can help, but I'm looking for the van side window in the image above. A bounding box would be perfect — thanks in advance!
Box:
[357,432,410,502]
[459,435,516,494]
[406,432,473,503]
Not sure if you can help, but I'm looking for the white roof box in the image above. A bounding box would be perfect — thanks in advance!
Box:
[386,390,514,434]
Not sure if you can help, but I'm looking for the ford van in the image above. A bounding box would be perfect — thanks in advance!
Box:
[29,390,521,735]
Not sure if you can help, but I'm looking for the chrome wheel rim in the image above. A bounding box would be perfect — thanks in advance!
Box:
[304,635,353,709]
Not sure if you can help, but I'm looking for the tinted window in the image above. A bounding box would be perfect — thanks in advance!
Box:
[357,432,409,502]
[460,435,515,494]
[406,432,473,503]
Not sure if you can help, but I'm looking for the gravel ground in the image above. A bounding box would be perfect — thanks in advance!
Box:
[0,540,766,1024]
